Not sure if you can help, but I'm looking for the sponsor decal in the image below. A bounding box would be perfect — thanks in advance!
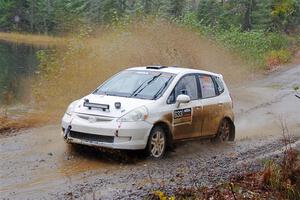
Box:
[173,108,192,125]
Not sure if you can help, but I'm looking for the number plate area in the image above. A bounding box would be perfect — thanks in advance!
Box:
[173,108,192,125]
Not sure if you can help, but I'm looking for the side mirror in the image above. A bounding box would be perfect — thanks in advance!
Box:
[176,94,190,107]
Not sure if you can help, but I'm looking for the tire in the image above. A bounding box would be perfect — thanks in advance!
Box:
[146,126,167,159]
[214,119,234,143]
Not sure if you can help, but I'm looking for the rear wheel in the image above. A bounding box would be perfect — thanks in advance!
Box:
[214,119,234,142]
[146,126,166,159]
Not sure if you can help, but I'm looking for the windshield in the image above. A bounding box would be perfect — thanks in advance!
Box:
[94,70,174,100]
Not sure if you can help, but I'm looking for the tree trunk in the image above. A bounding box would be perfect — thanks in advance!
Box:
[242,0,253,31]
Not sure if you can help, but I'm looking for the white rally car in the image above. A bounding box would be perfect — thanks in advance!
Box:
[62,66,235,158]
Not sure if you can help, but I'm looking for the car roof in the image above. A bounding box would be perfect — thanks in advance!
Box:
[127,66,222,77]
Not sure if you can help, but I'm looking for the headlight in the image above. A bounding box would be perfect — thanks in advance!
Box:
[65,100,79,116]
[117,106,148,122]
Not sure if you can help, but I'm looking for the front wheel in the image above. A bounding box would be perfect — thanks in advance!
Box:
[146,126,167,159]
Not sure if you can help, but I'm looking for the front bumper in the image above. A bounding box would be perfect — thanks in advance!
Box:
[61,113,153,150]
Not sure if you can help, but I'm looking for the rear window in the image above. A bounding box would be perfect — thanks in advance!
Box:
[213,76,225,94]
[198,75,216,98]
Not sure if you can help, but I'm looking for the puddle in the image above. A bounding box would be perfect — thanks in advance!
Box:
[0,125,139,195]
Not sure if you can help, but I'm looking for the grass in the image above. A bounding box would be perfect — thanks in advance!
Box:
[0,32,66,47]
[178,13,298,69]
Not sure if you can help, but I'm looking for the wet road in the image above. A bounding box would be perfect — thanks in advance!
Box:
[234,64,300,138]
[0,65,300,199]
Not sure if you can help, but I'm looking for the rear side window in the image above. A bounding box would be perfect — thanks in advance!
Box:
[167,75,198,104]
[213,76,225,94]
[198,75,216,98]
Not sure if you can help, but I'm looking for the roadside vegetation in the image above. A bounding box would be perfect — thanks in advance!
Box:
[182,21,298,70]
[147,144,300,200]
[147,120,300,200]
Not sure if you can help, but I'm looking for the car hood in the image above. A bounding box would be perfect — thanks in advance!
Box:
[73,94,153,118]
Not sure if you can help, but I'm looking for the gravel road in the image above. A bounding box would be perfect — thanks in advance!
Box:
[1,65,299,200]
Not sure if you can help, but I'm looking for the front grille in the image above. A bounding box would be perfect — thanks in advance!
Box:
[76,113,114,122]
[69,131,114,143]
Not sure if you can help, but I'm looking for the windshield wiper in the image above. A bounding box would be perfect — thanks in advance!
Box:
[131,73,162,97]
[130,79,150,97]
[152,77,172,100]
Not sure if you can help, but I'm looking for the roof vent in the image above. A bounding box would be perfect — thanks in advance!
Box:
[146,66,168,70]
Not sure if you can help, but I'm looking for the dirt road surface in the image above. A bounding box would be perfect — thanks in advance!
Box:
[1,65,300,199]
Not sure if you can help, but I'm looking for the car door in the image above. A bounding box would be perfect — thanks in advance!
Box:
[166,74,202,140]
[198,74,224,136]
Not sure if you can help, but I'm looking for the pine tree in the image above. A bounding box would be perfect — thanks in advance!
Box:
[252,0,273,31]
[197,0,223,27]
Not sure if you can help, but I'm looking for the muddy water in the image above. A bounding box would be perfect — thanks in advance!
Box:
[0,125,123,196]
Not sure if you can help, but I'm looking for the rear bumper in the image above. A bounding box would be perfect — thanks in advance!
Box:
[61,113,153,150]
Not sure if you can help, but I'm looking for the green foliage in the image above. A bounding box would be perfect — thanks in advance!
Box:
[1,0,299,68]
[197,0,226,27]
[271,0,300,32]
[168,0,186,18]
[194,0,300,33]
[0,0,16,30]
[215,28,290,64]
[1,0,299,34]
[252,0,273,31]
[179,12,292,67]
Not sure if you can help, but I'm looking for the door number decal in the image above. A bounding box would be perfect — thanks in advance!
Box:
[173,108,192,125]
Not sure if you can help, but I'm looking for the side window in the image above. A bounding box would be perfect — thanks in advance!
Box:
[167,75,198,104]
[213,76,224,94]
[198,75,217,98]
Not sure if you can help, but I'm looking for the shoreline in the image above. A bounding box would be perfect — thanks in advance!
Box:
[0,32,66,47]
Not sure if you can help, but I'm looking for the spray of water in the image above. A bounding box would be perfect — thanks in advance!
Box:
[32,19,249,122]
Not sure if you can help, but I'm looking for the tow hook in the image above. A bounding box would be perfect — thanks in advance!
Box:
[64,126,71,139]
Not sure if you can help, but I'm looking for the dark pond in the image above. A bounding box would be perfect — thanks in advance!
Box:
[0,41,41,105]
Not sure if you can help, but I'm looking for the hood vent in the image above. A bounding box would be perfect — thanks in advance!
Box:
[84,99,109,111]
